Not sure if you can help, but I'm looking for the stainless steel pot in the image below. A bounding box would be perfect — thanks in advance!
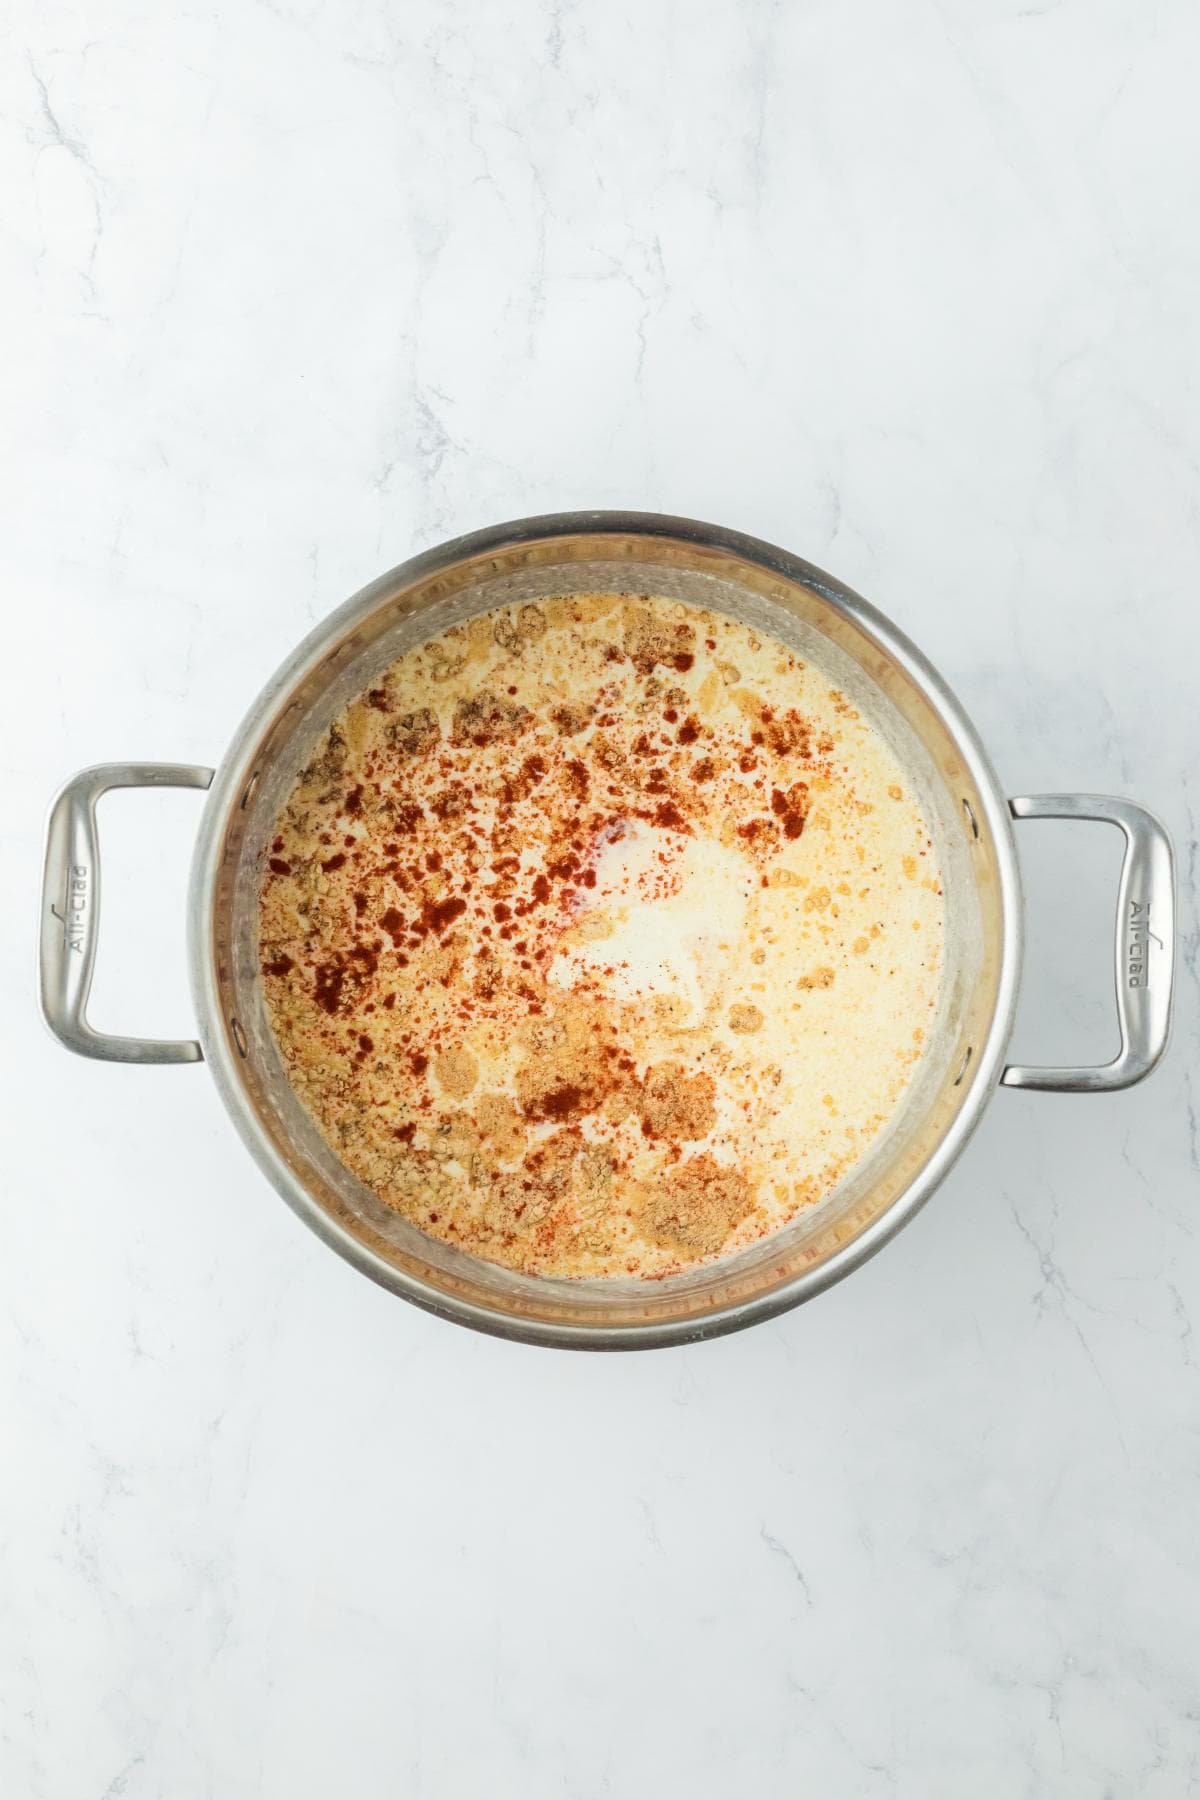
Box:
[38,514,1177,1348]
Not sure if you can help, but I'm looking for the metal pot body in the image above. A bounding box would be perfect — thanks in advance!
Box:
[40,514,1176,1347]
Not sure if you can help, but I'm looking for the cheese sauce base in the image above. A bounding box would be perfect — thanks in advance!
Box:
[258,594,944,1280]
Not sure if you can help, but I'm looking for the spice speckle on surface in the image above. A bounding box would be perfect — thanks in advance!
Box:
[258,593,944,1279]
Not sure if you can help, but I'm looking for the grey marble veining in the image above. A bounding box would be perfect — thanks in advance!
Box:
[2,2,1198,1795]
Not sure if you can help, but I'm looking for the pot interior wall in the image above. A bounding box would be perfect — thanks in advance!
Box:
[205,532,1007,1337]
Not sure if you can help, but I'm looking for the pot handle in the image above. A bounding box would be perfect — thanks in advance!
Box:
[39,762,215,1064]
[1001,793,1175,1093]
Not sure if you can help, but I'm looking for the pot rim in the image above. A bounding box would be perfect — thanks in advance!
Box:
[188,511,1023,1349]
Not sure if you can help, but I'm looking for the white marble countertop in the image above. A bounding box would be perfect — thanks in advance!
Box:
[3,2,1198,1794]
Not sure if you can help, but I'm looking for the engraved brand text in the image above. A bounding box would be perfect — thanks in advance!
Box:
[51,864,89,954]
[1127,898,1151,988]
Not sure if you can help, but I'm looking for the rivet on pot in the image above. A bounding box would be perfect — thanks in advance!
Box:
[230,1017,249,1058]
[240,770,260,811]
[953,1044,974,1086]
[962,796,980,840]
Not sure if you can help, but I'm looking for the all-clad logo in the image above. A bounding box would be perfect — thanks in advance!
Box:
[51,864,89,954]
[1126,897,1159,988]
